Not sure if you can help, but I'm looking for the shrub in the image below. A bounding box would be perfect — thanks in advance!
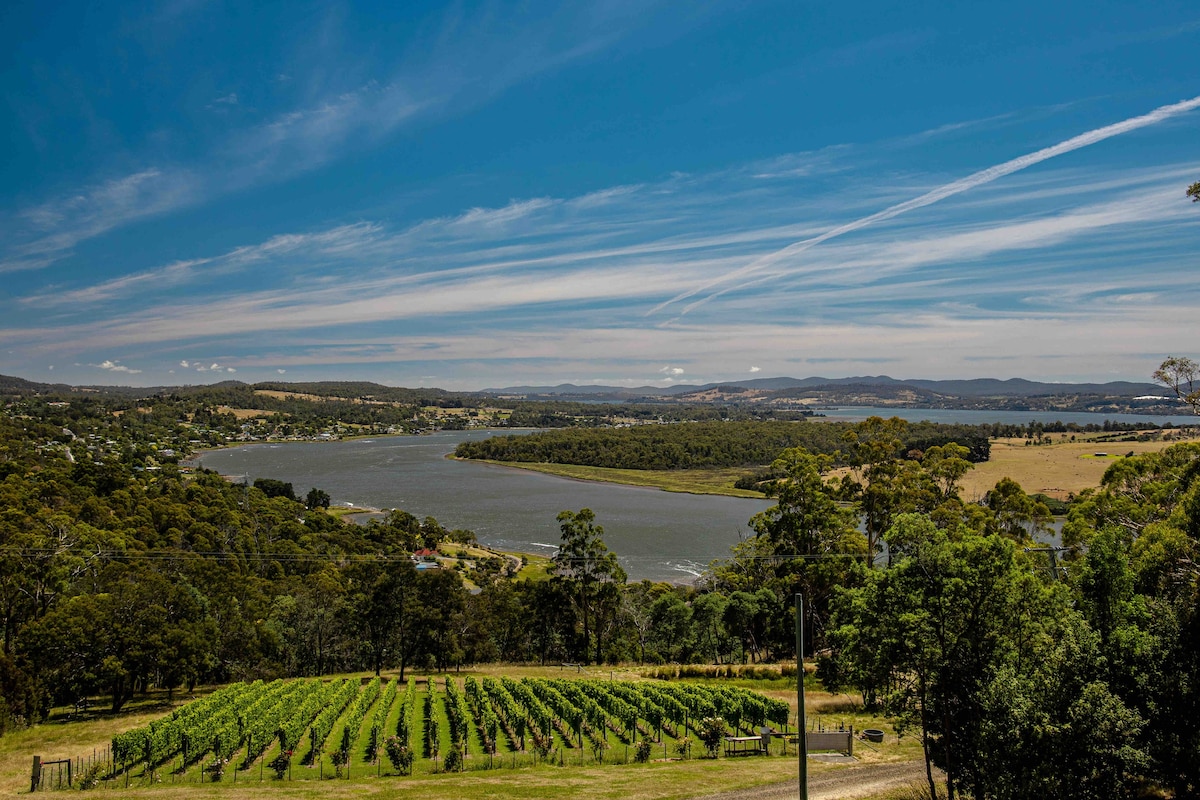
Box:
[269,750,292,779]
[207,756,228,781]
[697,717,728,758]
[675,736,693,759]
[443,744,462,773]
[384,737,414,775]
[330,747,347,779]
[634,738,653,763]
[76,763,105,790]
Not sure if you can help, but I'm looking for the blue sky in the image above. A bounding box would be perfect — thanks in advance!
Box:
[2,1,1198,390]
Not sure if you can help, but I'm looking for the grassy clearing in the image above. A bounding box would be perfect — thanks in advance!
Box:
[511,552,554,581]
[469,461,762,498]
[955,432,1199,501]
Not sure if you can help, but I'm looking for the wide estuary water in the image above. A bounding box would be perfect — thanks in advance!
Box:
[193,409,1194,581]
[194,430,773,583]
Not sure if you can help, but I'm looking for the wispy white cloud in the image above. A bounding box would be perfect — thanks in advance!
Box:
[1,170,199,273]
[651,94,1200,319]
[20,223,382,308]
[4,90,1198,388]
[205,93,239,110]
[94,359,141,374]
[8,152,1196,368]
[1,5,664,272]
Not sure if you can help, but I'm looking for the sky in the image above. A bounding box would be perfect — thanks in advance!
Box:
[1,1,1198,391]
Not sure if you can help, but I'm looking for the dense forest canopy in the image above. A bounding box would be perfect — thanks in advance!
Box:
[454,420,992,470]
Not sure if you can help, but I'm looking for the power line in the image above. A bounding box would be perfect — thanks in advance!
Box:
[0,547,874,563]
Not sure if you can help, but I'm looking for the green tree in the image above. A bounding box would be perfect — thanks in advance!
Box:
[349,559,418,676]
[253,478,297,502]
[1188,181,1200,202]
[1060,443,1200,795]
[648,591,693,663]
[824,514,1061,800]
[741,447,865,654]
[552,509,626,664]
[974,615,1147,800]
[1154,355,1200,414]
[304,487,331,509]
[841,416,910,563]
[691,592,729,664]
[984,477,1052,540]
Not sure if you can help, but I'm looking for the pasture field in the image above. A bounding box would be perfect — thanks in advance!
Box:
[955,430,1200,501]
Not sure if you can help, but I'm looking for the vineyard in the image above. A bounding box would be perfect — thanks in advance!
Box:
[91,676,791,787]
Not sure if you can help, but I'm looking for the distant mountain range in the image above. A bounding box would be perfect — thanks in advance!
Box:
[0,372,1188,416]
[482,375,1168,399]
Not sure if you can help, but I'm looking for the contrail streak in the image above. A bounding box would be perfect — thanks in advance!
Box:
[649,94,1200,319]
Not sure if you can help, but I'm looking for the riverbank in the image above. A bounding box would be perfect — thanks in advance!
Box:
[456,458,763,498]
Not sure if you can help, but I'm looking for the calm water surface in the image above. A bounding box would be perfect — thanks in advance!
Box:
[820,406,1199,426]
[194,430,772,583]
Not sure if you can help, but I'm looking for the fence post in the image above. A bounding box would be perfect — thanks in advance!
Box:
[30,756,41,792]
[796,593,808,800]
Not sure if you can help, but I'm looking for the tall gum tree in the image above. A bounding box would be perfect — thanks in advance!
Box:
[734,447,866,655]
[552,508,626,664]
[1154,356,1200,415]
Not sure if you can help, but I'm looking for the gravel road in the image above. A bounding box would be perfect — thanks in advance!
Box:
[686,760,931,800]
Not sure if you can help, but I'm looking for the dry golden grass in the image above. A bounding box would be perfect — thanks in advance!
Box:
[956,431,1199,501]
[217,405,271,420]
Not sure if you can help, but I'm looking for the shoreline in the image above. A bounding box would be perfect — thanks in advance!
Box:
[449,456,763,499]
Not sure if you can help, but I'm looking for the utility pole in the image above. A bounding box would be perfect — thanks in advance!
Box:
[796,594,808,800]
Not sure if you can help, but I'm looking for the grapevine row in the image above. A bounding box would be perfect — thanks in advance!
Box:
[366,677,399,762]
[304,679,360,764]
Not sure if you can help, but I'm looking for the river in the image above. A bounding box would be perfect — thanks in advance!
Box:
[818,406,1199,426]
[193,430,773,583]
[194,407,1190,581]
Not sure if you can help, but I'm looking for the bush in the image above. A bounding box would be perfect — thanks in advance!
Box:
[443,744,462,773]
[330,747,347,779]
[675,736,693,759]
[269,750,292,779]
[206,756,228,782]
[384,737,414,775]
[76,763,104,790]
[697,717,728,758]
[634,738,653,763]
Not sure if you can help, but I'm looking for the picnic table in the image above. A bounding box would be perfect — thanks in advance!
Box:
[723,732,771,756]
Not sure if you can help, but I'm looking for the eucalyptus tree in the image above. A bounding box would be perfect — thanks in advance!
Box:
[710,447,865,656]
[1154,355,1200,414]
[823,513,1066,800]
[552,508,626,664]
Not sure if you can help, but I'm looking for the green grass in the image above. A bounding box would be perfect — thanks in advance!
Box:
[512,552,554,582]
[467,461,765,498]
[3,671,922,799]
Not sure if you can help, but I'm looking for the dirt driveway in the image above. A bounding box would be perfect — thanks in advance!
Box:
[687,760,932,800]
